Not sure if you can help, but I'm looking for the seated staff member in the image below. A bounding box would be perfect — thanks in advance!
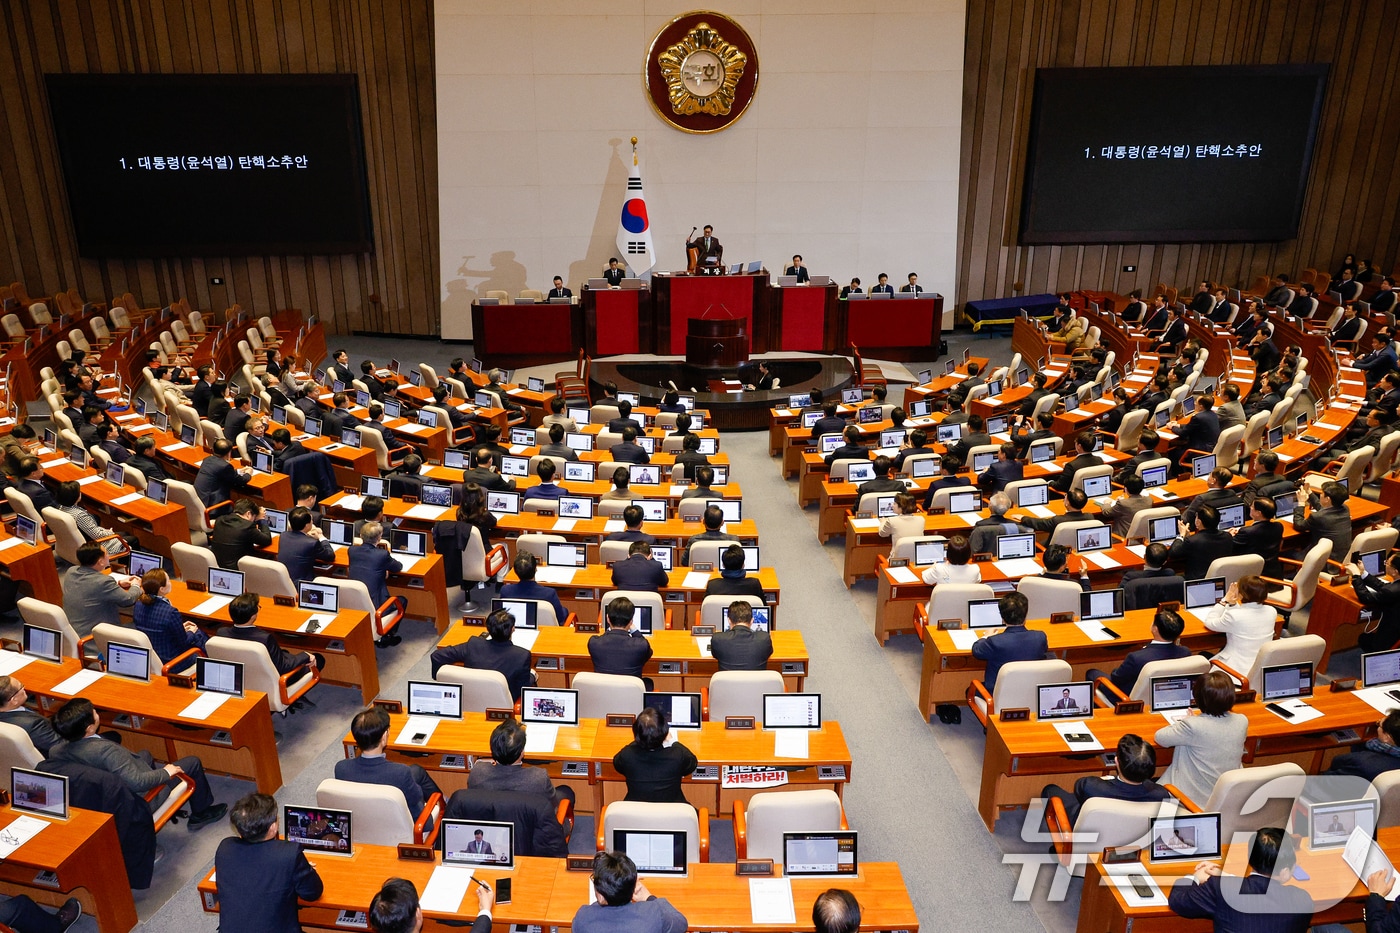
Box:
[334,706,441,821]
[211,499,273,571]
[217,592,326,674]
[1168,503,1233,581]
[709,601,773,671]
[1346,549,1400,655]
[611,540,669,593]
[49,697,228,828]
[573,851,688,933]
[1036,733,1171,835]
[604,504,654,545]
[1088,608,1190,694]
[1293,481,1353,562]
[704,544,766,598]
[370,876,492,933]
[62,543,139,637]
[215,793,324,933]
[878,493,924,550]
[134,569,208,664]
[611,707,697,805]
[430,608,535,700]
[681,505,739,566]
[1229,495,1283,577]
[276,506,334,585]
[1166,828,1312,930]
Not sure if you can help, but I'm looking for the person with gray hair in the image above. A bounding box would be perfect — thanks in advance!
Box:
[968,491,1027,554]
[485,368,522,413]
[347,520,404,646]
[813,889,862,933]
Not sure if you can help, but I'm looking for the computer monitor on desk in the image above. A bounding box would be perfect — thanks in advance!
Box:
[22,624,61,663]
[197,657,245,697]
[783,832,858,877]
[1140,465,1169,489]
[995,533,1036,560]
[1184,576,1226,610]
[407,680,462,719]
[284,806,353,856]
[1036,682,1092,721]
[443,819,515,868]
[612,829,687,876]
[1150,673,1200,712]
[1149,812,1221,863]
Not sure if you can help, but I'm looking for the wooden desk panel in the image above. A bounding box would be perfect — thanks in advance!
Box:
[0,805,137,933]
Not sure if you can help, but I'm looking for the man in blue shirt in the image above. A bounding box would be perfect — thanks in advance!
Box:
[970,591,1047,691]
[499,552,568,625]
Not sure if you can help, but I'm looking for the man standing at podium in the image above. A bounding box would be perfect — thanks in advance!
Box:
[901,273,923,294]
[688,225,722,274]
[784,255,810,283]
[871,274,893,294]
[604,258,625,287]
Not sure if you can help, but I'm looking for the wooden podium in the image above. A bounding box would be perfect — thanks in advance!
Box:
[686,315,748,368]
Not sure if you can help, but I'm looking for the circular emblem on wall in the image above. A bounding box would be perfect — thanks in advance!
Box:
[645,11,759,134]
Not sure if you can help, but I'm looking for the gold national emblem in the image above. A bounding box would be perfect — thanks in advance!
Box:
[657,22,747,117]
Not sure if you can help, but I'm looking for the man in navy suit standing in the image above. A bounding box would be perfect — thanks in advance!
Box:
[970,592,1046,690]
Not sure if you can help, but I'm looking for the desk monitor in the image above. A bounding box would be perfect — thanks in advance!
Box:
[11,768,67,821]
[487,490,521,516]
[1141,465,1169,489]
[564,461,596,483]
[69,446,87,469]
[1192,454,1217,479]
[1217,503,1246,531]
[1081,474,1111,498]
[651,546,674,571]
[354,390,370,408]
[421,483,453,508]
[1089,382,1104,402]
[944,361,957,376]
[1310,799,1377,850]
[1361,549,1386,577]
[696,437,719,456]
[739,545,760,571]
[557,496,594,519]
[407,680,462,719]
[1016,367,1031,386]
[777,275,800,287]
[500,455,529,478]
[629,499,666,523]
[1272,491,1297,520]
[128,550,162,578]
[361,476,389,498]
[527,376,546,393]
[913,539,946,565]
[983,379,1003,398]
[842,388,863,405]
[305,415,327,437]
[1149,812,1221,863]
[819,434,843,456]
[1149,515,1179,543]
[196,657,245,697]
[618,398,642,413]
[442,819,515,869]
[1081,588,1125,621]
[857,406,882,425]
[106,642,150,682]
[1184,576,1226,610]
[910,399,935,418]
[150,409,170,432]
[252,450,274,474]
[636,436,658,456]
[624,604,655,635]
[265,508,288,535]
[180,423,199,446]
[968,598,1004,629]
[916,369,933,385]
[936,422,963,444]
[722,605,770,632]
[629,464,661,486]
[521,687,579,725]
[567,407,590,425]
[843,461,876,483]
[1016,483,1049,508]
[613,829,687,877]
[391,529,428,557]
[382,398,402,419]
[270,404,288,425]
[475,391,496,407]
[208,567,245,597]
[643,692,703,730]
[704,499,742,523]
[1075,524,1112,553]
[1028,441,1056,464]
[13,515,36,546]
[788,393,811,409]
[802,411,823,429]
[1037,682,1093,721]
[509,427,535,447]
[105,462,125,488]
[565,433,595,452]
[322,519,354,547]
[987,415,1010,436]
[972,449,997,472]
[1267,425,1284,449]
[298,581,339,613]
[996,533,1036,560]
[948,491,981,514]
[783,831,858,877]
[22,624,61,662]
[763,693,821,729]
[1150,673,1200,712]
[284,805,353,856]
[492,598,538,630]
[1295,413,1308,436]
[910,457,941,478]
[878,429,905,450]
[547,542,587,568]
[1261,662,1313,701]
[1154,408,1171,427]
[874,495,897,518]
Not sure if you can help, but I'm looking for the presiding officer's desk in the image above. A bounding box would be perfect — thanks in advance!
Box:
[915,608,1226,720]
[977,689,1381,831]
[16,654,282,794]
[434,624,809,692]
[0,804,138,933]
[197,850,921,933]
[167,581,381,705]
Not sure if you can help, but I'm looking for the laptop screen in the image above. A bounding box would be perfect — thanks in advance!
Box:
[1141,465,1169,488]
[557,496,594,519]
[284,806,353,856]
[1361,549,1386,577]
[546,543,586,567]
[630,499,666,523]
[783,831,858,877]
[196,657,245,697]
[390,529,428,557]
[1081,474,1111,498]
[106,642,150,681]
[844,461,876,483]
[1310,799,1377,850]
[1016,483,1049,507]
[298,581,339,613]
[971,450,997,472]
[500,455,529,477]
[1149,515,1178,543]
[407,680,463,719]
[842,388,863,404]
[909,400,934,417]
[1150,674,1200,712]
[651,546,674,571]
[1081,588,1125,620]
[491,598,538,630]
[1272,491,1297,519]
[763,693,821,728]
[1192,454,1216,479]
[565,432,594,451]
[22,624,61,662]
[13,514,36,546]
[1217,503,1246,531]
[442,819,515,868]
[722,605,770,632]
[612,829,687,876]
[968,598,1003,629]
[1037,682,1093,720]
[948,491,981,514]
[1149,812,1221,863]
[820,435,843,454]
[936,423,963,443]
[564,461,596,483]
[704,499,742,523]
[208,567,244,597]
[361,476,389,497]
[643,692,703,730]
[128,550,162,577]
[857,406,882,425]
[995,533,1035,560]
[1184,576,1226,609]
[629,464,661,485]
[987,415,1009,435]
[11,768,67,821]
[788,393,811,409]
[421,484,453,507]
[521,687,579,725]
[874,495,897,518]
[1029,442,1056,463]
[487,490,521,515]
[1075,524,1111,553]
[1261,662,1313,701]
[910,457,941,478]
[913,539,946,565]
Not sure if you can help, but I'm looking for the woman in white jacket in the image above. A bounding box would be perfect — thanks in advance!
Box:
[1203,575,1277,675]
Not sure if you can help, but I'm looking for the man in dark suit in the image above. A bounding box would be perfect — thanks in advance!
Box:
[269,429,308,473]
[462,449,515,491]
[709,600,773,671]
[195,440,254,509]
[276,506,334,584]
[1373,277,1398,315]
[1120,544,1186,610]
[321,393,360,437]
[609,426,651,465]
[1326,709,1400,781]
[538,423,579,462]
[468,717,574,810]
[1180,463,1239,528]
[430,608,536,699]
[603,257,626,287]
[673,435,710,481]
[1012,412,1058,458]
[1140,294,1169,332]
[824,425,871,468]
[1115,431,1163,484]
[0,676,61,755]
[224,395,253,440]
[1230,497,1284,577]
[893,430,933,472]
[1331,303,1364,344]
[1096,474,1152,539]
[218,593,324,673]
[703,545,766,600]
[211,498,273,570]
[1188,281,1214,316]
[1249,330,1281,373]
[1096,609,1191,695]
[588,596,653,678]
[970,592,1046,691]
[1347,549,1400,654]
[1337,268,1363,302]
[784,255,810,283]
[948,413,991,464]
[977,442,1023,493]
[1168,503,1235,580]
[499,552,568,625]
[810,403,847,441]
[348,522,405,646]
[855,455,906,500]
[13,457,56,511]
[687,225,722,274]
[607,401,643,435]
[1311,408,1395,473]
[547,276,572,300]
[610,541,668,592]
[1293,482,1353,562]
[900,273,922,294]
[49,697,227,828]
[1167,828,1313,931]
[1017,373,1052,417]
[1208,287,1235,323]
[334,706,440,820]
[1050,432,1099,494]
[603,505,655,546]
[215,792,324,933]
[1155,306,1189,350]
[1263,273,1293,308]
[1037,733,1172,836]
[839,278,862,299]
[385,455,425,501]
[1241,450,1291,507]
[1120,289,1145,322]
[871,273,894,295]
[1243,374,1284,419]
[681,506,740,566]
[946,362,983,410]
[190,365,217,418]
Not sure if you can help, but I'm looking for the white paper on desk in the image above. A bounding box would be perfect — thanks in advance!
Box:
[405,504,448,521]
[1314,422,1344,431]
[0,653,36,676]
[1126,544,1148,558]
[1343,825,1400,900]
[192,595,233,616]
[850,518,880,531]
[694,636,712,656]
[394,716,439,747]
[127,424,156,434]
[1147,487,1175,500]
[297,614,337,633]
[959,513,980,527]
[337,495,364,512]
[668,485,687,496]
[51,669,104,696]
[0,538,24,552]
[511,629,539,651]
[76,474,103,486]
[1353,686,1400,715]
[524,723,559,754]
[0,815,48,860]
[111,492,144,505]
[1103,873,1168,908]
[773,730,810,759]
[1276,453,1294,463]
[682,571,711,589]
[604,520,625,533]
[1179,608,1207,627]
[1266,698,1323,724]
[1074,620,1114,643]
[552,518,578,532]
[159,443,190,453]
[535,568,575,586]
[396,422,426,435]
[750,878,797,925]
[1096,452,1115,463]
[994,558,1043,577]
[420,865,476,913]
[947,630,981,651]
[179,691,233,720]
[1054,721,1103,751]
[1039,463,1063,473]
[1022,504,1054,519]
[777,409,794,417]
[1160,709,1192,724]
[887,565,919,584]
[985,396,1003,406]
[115,412,140,422]
[40,458,71,468]
[1081,550,1120,570]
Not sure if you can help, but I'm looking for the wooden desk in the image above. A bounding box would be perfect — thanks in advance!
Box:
[0,534,62,605]
[435,625,809,691]
[774,402,891,476]
[978,690,1381,831]
[168,582,380,704]
[36,452,190,558]
[146,430,290,509]
[0,805,138,933]
[20,656,282,793]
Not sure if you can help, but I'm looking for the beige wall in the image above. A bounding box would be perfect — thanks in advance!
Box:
[435,0,965,339]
